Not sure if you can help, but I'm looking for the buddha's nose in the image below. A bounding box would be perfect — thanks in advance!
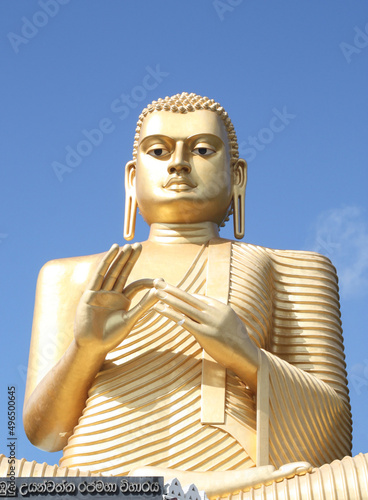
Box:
[167,142,191,174]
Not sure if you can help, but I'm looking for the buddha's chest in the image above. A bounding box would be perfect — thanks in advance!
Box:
[127,243,207,305]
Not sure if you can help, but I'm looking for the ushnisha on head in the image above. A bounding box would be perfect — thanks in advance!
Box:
[124,92,247,241]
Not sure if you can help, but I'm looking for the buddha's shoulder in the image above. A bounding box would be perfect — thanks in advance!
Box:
[231,241,337,274]
[37,251,106,285]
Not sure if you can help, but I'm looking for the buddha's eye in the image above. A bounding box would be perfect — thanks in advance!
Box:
[147,147,170,158]
[192,146,216,157]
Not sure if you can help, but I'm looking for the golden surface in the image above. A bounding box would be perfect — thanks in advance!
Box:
[19,93,364,498]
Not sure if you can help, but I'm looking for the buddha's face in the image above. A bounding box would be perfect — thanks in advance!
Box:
[132,110,236,226]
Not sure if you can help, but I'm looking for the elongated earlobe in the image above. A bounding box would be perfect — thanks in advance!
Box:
[124,161,137,241]
[232,159,247,239]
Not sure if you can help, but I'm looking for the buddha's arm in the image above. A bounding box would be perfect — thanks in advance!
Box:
[23,339,107,451]
[24,244,156,452]
[267,248,350,407]
[262,248,352,464]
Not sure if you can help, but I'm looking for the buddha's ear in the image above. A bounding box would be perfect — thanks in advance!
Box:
[124,161,137,241]
[233,158,247,189]
[232,159,247,239]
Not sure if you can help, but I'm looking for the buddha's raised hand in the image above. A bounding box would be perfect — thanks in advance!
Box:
[153,280,259,390]
[74,243,157,355]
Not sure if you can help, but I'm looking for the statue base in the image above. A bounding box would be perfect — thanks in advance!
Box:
[1,454,368,499]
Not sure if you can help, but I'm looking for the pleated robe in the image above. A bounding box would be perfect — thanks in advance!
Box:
[59,242,352,474]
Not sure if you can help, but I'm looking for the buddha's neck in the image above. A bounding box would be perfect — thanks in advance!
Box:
[148,222,220,244]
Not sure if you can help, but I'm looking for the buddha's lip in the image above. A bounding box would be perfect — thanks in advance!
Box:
[163,176,197,188]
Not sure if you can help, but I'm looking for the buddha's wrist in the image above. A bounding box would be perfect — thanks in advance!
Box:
[71,338,108,368]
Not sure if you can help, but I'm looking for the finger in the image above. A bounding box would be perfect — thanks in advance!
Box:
[113,243,142,293]
[154,289,207,324]
[279,462,312,475]
[154,301,200,333]
[126,289,158,325]
[123,279,155,300]
[154,280,212,312]
[102,245,133,291]
[87,244,120,291]
[191,294,217,307]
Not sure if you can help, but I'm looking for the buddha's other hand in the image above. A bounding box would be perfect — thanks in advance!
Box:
[130,462,312,498]
[153,279,260,390]
[74,243,157,355]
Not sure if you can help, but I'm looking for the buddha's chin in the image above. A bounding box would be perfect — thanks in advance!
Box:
[138,191,231,226]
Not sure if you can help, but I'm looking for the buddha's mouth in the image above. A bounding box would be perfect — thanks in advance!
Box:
[163,176,197,190]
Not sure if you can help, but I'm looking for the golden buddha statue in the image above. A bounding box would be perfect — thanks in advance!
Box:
[3,93,367,498]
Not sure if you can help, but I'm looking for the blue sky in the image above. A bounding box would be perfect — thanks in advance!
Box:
[1,0,367,467]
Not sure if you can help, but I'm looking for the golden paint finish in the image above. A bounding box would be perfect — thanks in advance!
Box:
[19,93,365,498]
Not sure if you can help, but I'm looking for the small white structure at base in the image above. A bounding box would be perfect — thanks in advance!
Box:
[164,478,208,500]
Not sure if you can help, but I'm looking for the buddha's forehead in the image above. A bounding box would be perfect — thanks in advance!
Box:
[138,109,229,145]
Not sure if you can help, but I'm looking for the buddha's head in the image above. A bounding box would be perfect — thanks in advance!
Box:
[124,92,247,240]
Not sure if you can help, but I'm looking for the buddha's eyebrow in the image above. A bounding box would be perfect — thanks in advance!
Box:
[186,133,225,145]
[139,134,173,145]
[139,133,224,146]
